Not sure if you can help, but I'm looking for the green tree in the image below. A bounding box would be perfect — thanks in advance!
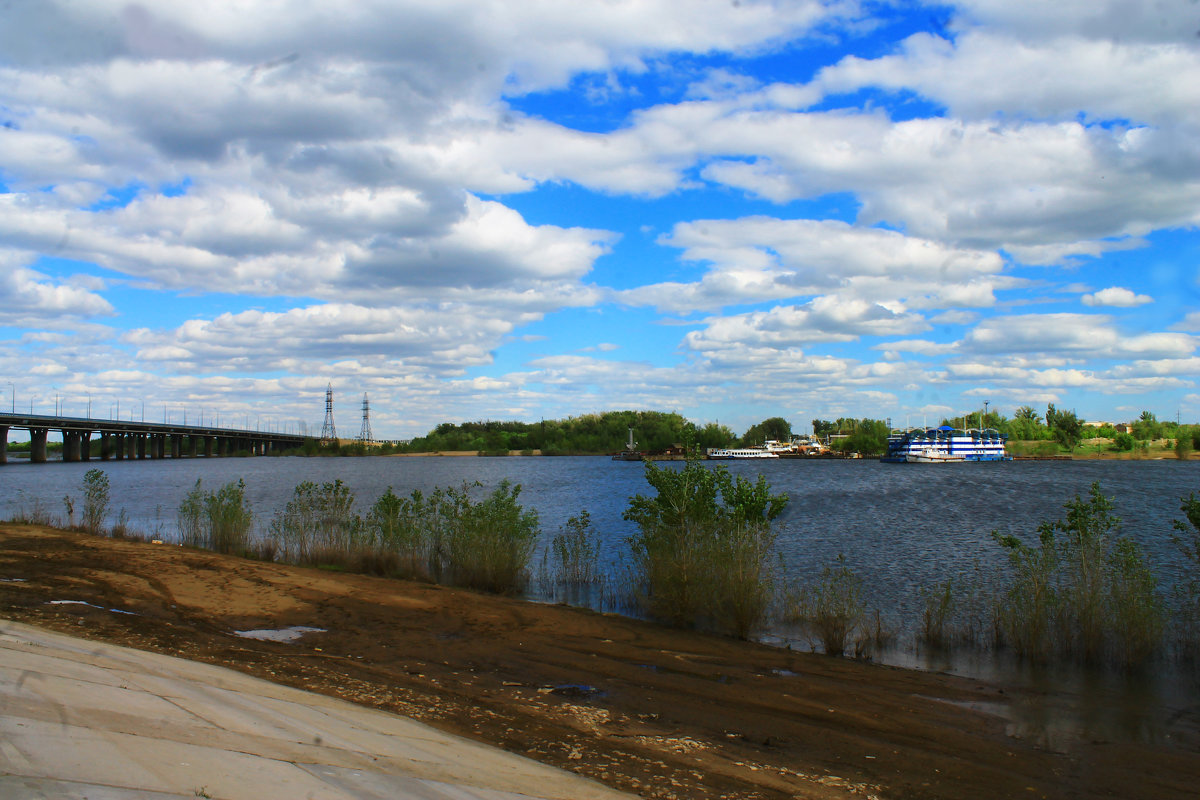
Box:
[740,416,791,446]
[1046,405,1084,450]
[839,418,890,455]
[1132,410,1163,441]
[812,419,837,437]
[695,422,736,450]
[1010,405,1045,440]
[1175,435,1193,460]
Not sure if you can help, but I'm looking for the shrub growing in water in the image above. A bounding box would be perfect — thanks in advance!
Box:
[81,469,110,535]
[993,482,1164,667]
[439,480,539,594]
[624,458,787,639]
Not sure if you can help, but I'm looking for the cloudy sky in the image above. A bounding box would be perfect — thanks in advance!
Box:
[2,0,1199,439]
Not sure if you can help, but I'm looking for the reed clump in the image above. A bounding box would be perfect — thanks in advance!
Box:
[7,490,56,526]
[624,458,786,639]
[268,480,362,566]
[364,487,437,579]
[550,510,601,586]
[263,479,539,594]
[1171,492,1200,656]
[786,554,867,657]
[919,578,955,649]
[177,479,254,555]
[992,482,1164,668]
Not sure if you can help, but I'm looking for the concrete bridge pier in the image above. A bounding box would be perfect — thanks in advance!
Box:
[1,425,7,464]
[187,437,198,457]
[136,435,147,459]
[80,431,91,461]
[203,436,213,456]
[171,435,182,459]
[99,432,111,460]
[30,429,48,463]
[63,431,81,462]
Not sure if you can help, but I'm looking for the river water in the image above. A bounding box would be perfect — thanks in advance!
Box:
[2,454,1199,744]
[3,454,1195,599]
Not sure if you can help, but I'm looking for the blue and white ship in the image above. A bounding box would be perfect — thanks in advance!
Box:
[880,425,1010,463]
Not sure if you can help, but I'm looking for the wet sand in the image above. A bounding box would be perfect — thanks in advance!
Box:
[2,523,1197,799]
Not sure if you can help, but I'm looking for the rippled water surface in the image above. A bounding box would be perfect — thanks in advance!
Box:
[3,455,1197,606]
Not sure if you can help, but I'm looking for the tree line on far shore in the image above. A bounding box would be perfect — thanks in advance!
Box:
[387,406,1200,458]
[7,406,1193,460]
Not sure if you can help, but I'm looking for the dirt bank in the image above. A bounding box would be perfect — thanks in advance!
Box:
[2,524,1196,799]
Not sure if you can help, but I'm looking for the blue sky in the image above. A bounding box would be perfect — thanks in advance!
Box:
[2,0,1199,439]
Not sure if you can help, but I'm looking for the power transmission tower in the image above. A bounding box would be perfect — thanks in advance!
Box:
[320,383,337,444]
[358,392,373,444]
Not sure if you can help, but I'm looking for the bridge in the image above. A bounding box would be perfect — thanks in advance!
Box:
[0,412,310,465]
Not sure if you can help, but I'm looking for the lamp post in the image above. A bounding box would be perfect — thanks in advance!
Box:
[86,392,91,420]
[7,382,13,413]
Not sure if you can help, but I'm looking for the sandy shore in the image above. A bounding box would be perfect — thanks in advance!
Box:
[2,523,1197,799]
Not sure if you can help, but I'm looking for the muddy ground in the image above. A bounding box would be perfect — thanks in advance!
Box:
[1,523,1197,799]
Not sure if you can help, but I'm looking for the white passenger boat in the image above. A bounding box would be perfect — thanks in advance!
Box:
[706,446,780,459]
[880,425,1010,463]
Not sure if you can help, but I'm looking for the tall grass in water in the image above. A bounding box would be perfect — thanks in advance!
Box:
[917,568,1002,651]
[1171,492,1200,657]
[263,479,539,593]
[177,479,254,554]
[551,510,601,585]
[624,459,786,639]
[7,490,56,526]
[541,509,606,606]
[364,486,447,579]
[993,482,1165,668]
[786,554,866,657]
[919,579,955,649]
[268,480,362,566]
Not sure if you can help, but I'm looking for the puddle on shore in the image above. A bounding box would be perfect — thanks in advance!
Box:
[47,600,136,615]
[549,683,606,699]
[233,626,325,642]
